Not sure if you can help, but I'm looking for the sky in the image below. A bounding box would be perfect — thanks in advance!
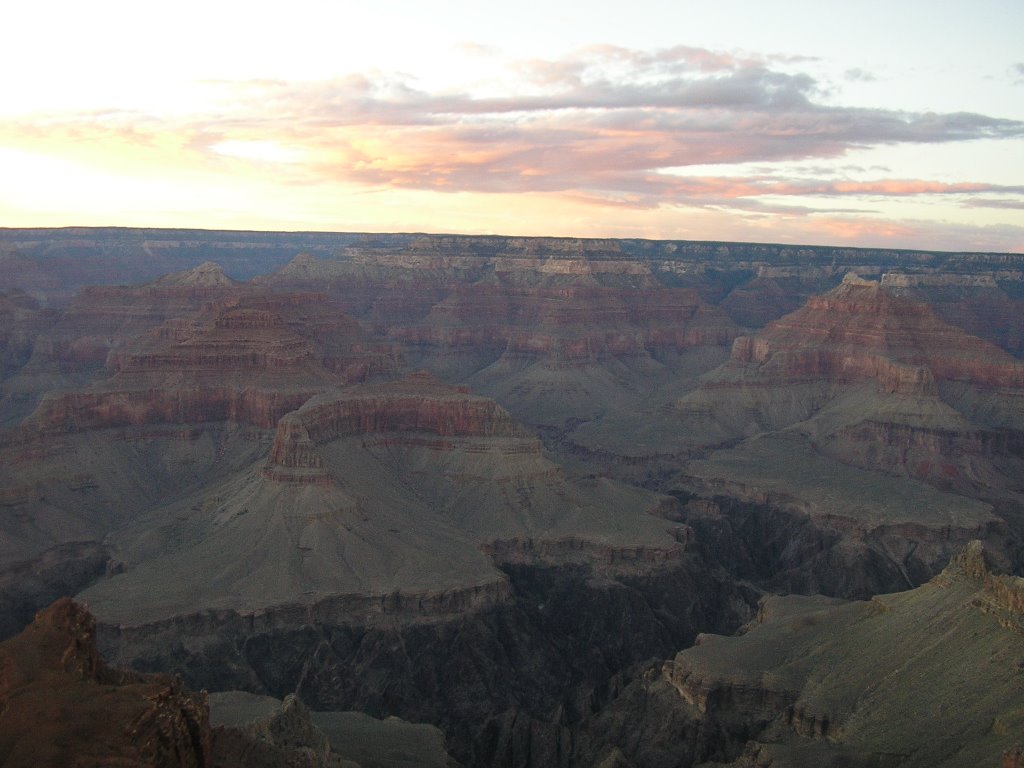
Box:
[2,0,1023,251]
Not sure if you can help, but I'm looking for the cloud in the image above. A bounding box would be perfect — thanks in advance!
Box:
[964,198,1024,210]
[3,44,1023,240]
[843,68,877,82]
[165,46,1022,205]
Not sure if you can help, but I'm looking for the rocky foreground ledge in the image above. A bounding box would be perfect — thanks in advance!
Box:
[0,598,457,767]
[588,540,1024,768]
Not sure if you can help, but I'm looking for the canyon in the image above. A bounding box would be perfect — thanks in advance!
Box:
[1,228,1023,767]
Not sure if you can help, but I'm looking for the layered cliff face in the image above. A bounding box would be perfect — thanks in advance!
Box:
[263,251,739,426]
[722,273,1024,392]
[0,283,403,567]
[882,271,1024,357]
[717,266,846,328]
[5,236,1024,767]
[0,262,251,426]
[22,290,402,434]
[678,275,1024,489]
[23,261,247,371]
[77,372,681,626]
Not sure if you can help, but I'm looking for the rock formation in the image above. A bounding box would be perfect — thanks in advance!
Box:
[75,371,681,626]
[0,598,211,767]
[655,541,1024,767]
[261,249,740,427]
[2,232,1024,767]
[678,274,1024,489]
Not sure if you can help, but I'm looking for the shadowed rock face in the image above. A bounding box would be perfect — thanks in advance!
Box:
[0,599,393,768]
[0,598,211,768]
[572,541,1024,768]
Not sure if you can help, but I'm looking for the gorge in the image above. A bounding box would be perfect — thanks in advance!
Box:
[2,228,1023,767]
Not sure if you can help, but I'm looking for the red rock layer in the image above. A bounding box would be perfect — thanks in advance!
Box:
[263,373,539,480]
[265,252,739,366]
[882,272,1024,357]
[727,276,1024,391]
[26,292,404,434]
[34,386,316,431]
[298,383,531,443]
[31,264,247,370]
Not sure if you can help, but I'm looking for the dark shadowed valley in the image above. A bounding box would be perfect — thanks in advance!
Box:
[2,228,1024,767]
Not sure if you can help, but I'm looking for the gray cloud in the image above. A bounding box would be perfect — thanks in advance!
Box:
[11,44,1024,219]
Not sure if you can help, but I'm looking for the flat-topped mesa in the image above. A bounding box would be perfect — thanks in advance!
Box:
[401,234,627,258]
[294,374,532,442]
[727,275,1024,391]
[264,374,539,477]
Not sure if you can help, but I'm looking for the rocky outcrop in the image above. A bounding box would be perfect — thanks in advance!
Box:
[210,694,352,767]
[725,274,1024,390]
[21,293,402,434]
[261,373,539,484]
[942,539,1024,619]
[0,598,212,767]
[623,542,1024,768]
[882,271,1024,357]
[0,541,111,641]
[677,276,1024,506]
[152,260,238,288]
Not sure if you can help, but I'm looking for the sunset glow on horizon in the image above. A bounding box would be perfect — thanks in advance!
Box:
[3,0,1023,251]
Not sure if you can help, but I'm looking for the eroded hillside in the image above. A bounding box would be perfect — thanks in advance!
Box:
[1,229,1023,767]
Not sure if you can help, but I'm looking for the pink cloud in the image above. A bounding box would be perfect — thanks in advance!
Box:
[3,44,1022,252]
